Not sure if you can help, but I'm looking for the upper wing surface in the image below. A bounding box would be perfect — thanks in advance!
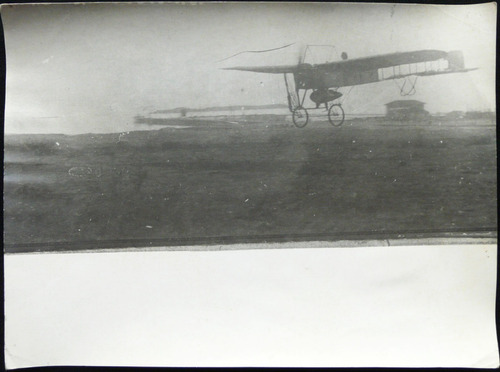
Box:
[316,50,448,71]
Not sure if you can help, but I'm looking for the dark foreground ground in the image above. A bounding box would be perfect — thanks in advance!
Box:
[4,116,497,252]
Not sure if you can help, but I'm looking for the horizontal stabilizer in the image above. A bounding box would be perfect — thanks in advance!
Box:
[415,67,478,77]
[222,65,299,74]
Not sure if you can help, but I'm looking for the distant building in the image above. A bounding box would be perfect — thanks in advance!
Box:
[446,110,465,119]
[464,110,496,120]
[385,100,429,120]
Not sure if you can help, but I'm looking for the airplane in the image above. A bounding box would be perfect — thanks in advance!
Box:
[223,46,477,127]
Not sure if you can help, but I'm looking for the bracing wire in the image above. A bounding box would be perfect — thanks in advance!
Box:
[340,86,355,105]
[394,76,418,96]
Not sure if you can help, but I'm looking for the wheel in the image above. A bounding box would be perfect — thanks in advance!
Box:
[328,104,345,127]
[292,107,309,128]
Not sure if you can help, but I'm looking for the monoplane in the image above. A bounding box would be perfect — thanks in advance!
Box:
[223,45,476,127]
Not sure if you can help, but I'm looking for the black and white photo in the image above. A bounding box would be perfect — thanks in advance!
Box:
[3,2,498,368]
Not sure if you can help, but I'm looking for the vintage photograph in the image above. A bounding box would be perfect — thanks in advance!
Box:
[3,2,496,253]
[3,2,498,369]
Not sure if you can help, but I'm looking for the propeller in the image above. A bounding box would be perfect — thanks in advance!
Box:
[297,44,307,65]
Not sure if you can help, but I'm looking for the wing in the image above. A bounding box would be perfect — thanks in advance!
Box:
[314,49,476,88]
[223,50,475,74]
[222,65,299,74]
[222,50,476,89]
[316,49,476,76]
[316,50,449,71]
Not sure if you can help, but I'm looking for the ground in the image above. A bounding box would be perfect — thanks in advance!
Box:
[3,115,497,252]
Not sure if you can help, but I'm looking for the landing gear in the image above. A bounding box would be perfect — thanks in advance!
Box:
[292,106,309,128]
[284,73,345,128]
[328,104,345,127]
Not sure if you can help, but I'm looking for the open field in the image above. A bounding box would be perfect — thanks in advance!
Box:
[4,116,497,252]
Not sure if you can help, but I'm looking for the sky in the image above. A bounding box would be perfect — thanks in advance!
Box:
[2,2,497,134]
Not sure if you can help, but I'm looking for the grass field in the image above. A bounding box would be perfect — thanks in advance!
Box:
[4,116,497,252]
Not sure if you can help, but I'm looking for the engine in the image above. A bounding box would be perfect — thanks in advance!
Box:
[310,89,343,105]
